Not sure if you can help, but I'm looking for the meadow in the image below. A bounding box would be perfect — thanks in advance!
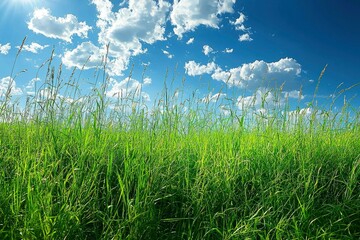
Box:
[0,42,359,239]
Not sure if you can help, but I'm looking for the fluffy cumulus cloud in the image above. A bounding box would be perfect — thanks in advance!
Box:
[20,42,49,53]
[0,43,11,55]
[62,41,106,70]
[170,0,236,38]
[28,8,91,42]
[239,33,253,42]
[0,76,23,96]
[185,61,217,76]
[89,0,170,76]
[211,58,302,89]
[203,45,213,55]
[106,77,151,102]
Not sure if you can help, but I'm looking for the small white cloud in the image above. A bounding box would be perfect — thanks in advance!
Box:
[239,33,253,42]
[162,49,174,59]
[203,45,213,56]
[288,107,313,120]
[0,76,23,96]
[19,42,49,54]
[202,92,226,103]
[223,48,233,53]
[285,90,304,100]
[170,0,235,38]
[0,43,11,55]
[143,77,152,85]
[28,8,92,43]
[184,61,217,76]
[186,37,194,44]
[106,77,150,101]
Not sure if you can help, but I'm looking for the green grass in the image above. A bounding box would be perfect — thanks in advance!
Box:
[0,42,359,239]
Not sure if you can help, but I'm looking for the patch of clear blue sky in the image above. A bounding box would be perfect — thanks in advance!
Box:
[0,0,359,110]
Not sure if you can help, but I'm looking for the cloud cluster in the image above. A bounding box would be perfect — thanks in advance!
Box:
[62,0,171,76]
[170,0,236,38]
[28,8,92,42]
[231,12,253,42]
[27,0,241,80]
[0,43,11,55]
[162,49,174,59]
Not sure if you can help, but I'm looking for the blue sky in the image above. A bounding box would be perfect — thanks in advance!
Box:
[0,0,359,115]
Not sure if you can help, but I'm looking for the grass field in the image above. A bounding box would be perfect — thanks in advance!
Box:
[0,44,359,239]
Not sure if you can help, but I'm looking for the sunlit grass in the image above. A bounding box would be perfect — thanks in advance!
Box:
[0,38,359,239]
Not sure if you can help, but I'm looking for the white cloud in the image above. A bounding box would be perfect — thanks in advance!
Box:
[239,33,253,42]
[223,48,233,53]
[284,90,304,100]
[231,12,253,41]
[203,45,213,55]
[211,58,302,89]
[202,92,226,103]
[184,61,217,76]
[25,77,41,95]
[62,41,106,70]
[231,12,248,31]
[219,105,231,116]
[186,37,194,44]
[218,0,236,14]
[20,42,49,53]
[91,0,171,76]
[28,8,92,43]
[106,77,150,101]
[0,76,23,96]
[170,0,235,38]
[0,43,11,55]
[236,88,276,110]
[162,49,174,59]
[143,77,152,85]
